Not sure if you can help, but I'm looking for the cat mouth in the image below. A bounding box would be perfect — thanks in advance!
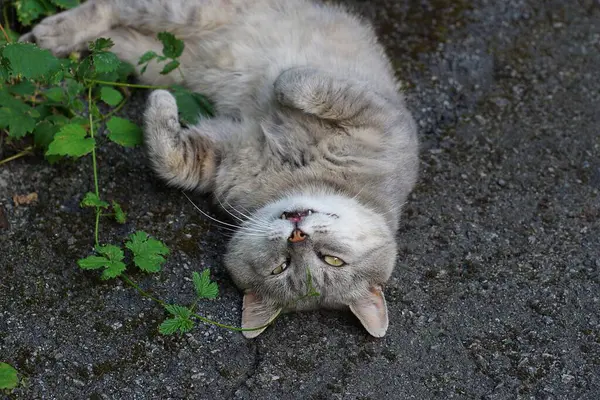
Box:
[280,209,315,222]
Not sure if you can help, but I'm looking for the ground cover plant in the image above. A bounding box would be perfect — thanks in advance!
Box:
[0,2,321,362]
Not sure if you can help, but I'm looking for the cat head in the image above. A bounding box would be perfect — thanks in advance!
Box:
[224,192,396,338]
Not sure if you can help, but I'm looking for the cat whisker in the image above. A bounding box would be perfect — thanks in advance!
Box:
[182,191,268,234]
[215,195,247,224]
[224,199,273,227]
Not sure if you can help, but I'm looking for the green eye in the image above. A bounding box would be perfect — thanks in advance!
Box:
[272,261,289,275]
[322,255,345,267]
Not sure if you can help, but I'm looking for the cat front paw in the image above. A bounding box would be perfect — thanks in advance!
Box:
[145,90,181,135]
[19,12,86,56]
[19,2,112,57]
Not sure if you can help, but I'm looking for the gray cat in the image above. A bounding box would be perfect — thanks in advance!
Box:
[22,0,419,338]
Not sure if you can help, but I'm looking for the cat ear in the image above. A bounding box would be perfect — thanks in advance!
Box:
[274,67,394,129]
[241,292,282,339]
[349,285,389,338]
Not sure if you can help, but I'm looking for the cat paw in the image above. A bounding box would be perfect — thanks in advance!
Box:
[19,2,112,57]
[145,90,181,135]
[19,12,86,56]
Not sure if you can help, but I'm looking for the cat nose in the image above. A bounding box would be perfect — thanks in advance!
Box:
[288,228,307,243]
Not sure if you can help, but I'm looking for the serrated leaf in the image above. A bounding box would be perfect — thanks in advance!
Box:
[112,201,126,224]
[100,86,123,106]
[193,270,219,299]
[66,78,85,98]
[157,32,184,59]
[0,362,19,389]
[106,117,143,147]
[96,244,124,261]
[44,87,65,102]
[33,120,59,149]
[46,124,95,158]
[171,86,214,125]
[78,245,125,279]
[160,60,180,75]
[80,192,109,209]
[2,43,60,79]
[89,38,114,53]
[14,0,53,26]
[9,80,36,96]
[125,231,170,273]
[77,256,108,270]
[93,51,120,74]
[101,261,126,280]
[159,317,194,335]
[0,107,38,138]
[138,51,158,65]
[165,304,192,318]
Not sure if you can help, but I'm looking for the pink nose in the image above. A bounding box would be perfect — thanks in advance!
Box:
[288,229,307,243]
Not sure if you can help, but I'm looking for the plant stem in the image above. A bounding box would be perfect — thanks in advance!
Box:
[0,146,34,166]
[0,22,10,43]
[94,96,129,124]
[121,274,165,305]
[120,274,276,333]
[88,86,101,246]
[85,79,169,90]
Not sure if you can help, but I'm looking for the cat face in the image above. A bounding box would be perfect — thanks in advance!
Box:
[224,193,396,338]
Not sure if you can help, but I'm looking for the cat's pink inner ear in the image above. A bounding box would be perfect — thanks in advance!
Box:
[242,292,282,339]
[349,285,389,338]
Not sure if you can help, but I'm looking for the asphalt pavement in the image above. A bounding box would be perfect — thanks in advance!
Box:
[1,0,599,398]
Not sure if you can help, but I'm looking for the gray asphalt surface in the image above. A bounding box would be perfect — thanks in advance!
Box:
[1,0,599,399]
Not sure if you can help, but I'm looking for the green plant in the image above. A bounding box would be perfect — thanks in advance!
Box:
[0,362,19,390]
[0,2,318,337]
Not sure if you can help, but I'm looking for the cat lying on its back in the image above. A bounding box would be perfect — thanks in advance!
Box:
[23,0,419,337]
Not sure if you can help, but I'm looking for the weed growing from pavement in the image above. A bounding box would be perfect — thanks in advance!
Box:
[0,1,319,339]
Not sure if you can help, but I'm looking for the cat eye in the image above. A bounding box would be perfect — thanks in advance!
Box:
[322,255,346,267]
[271,260,289,275]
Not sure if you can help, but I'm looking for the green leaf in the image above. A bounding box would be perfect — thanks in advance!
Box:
[125,231,170,273]
[9,80,37,96]
[2,43,60,79]
[193,270,219,299]
[0,107,38,138]
[44,87,66,102]
[111,201,126,224]
[77,256,109,270]
[160,60,180,75]
[89,38,114,53]
[165,304,192,319]
[0,362,19,389]
[159,317,194,335]
[33,120,60,149]
[46,124,95,158]
[78,245,126,279]
[14,0,53,25]
[80,192,109,209]
[96,244,124,260]
[93,52,121,74]
[138,51,158,65]
[99,87,123,106]
[171,86,215,125]
[106,117,143,147]
[101,261,127,280]
[159,318,182,335]
[66,78,85,99]
[157,32,184,59]
[160,305,194,335]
